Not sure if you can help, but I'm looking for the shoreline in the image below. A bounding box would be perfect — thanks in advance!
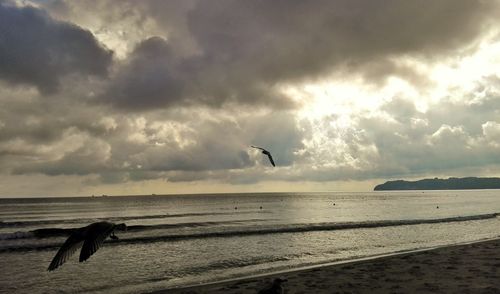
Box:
[149,237,500,293]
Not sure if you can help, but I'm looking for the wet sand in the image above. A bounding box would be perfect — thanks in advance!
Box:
[151,238,500,293]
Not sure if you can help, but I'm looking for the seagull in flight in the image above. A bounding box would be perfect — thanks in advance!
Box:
[251,146,275,167]
[47,221,126,271]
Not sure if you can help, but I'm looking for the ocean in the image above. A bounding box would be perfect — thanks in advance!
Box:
[1,190,500,293]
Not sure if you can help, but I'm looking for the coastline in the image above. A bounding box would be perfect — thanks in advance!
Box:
[149,237,500,293]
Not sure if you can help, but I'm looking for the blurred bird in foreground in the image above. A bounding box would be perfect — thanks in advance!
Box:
[47,221,126,271]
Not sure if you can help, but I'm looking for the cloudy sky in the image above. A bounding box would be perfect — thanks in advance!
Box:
[1,0,500,197]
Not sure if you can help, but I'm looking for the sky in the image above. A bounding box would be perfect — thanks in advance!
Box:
[1,0,500,197]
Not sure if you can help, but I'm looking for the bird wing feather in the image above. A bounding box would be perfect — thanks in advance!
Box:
[79,222,115,262]
[251,145,266,151]
[252,146,275,166]
[47,233,84,271]
[267,153,275,167]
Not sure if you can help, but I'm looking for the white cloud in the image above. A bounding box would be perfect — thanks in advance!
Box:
[482,121,500,144]
[2,0,500,195]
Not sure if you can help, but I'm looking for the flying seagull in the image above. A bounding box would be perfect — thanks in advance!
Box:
[251,146,275,167]
[47,221,126,271]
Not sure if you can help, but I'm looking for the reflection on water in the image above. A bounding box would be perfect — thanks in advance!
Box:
[1,190,500,293]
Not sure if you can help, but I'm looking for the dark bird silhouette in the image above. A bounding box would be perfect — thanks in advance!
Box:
[258,278,287,294]
[47,222,126,271]
[251,146,275,167]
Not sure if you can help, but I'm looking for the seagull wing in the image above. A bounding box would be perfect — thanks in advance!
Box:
[79,222,115,262]
[251,145,266,151]
[266,153,275,167]
[48,231,85,271]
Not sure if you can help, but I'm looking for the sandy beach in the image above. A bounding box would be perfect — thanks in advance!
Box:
[152,238,500,294]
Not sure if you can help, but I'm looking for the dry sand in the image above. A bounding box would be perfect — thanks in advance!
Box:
[151,238,500,293]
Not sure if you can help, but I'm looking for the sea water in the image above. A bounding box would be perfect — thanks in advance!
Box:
[1,190,500,293]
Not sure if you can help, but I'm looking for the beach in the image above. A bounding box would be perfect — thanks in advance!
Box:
[157,238,500,294]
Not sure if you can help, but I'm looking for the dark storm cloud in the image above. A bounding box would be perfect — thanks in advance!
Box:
[102,37,184,110]
[0,86,115,146]
[184,0,498,82]
[0,1,112,93]
[95,0,499,111]
[12,135,111,176]
[101,36,293,111]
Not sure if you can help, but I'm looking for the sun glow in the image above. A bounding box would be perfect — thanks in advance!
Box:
[282,35,500,172]
[286,75,422,124]
[287,34,500,125]
[429,35,500,101]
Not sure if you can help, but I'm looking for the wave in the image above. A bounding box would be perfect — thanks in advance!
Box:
[0,231,34,240]
[33,220,252,237]
[113,212,500,244]
[0,220,256,240]
[0,211,262,228]
[1,212,497,252]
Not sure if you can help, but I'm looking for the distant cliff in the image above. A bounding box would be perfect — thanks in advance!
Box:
[374,177,500,191]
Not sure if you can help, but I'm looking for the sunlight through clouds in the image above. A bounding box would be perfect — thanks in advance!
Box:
[1,0,500,195]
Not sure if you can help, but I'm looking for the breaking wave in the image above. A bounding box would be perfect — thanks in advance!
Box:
[0,211,263,228]
[1,212,497,252]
